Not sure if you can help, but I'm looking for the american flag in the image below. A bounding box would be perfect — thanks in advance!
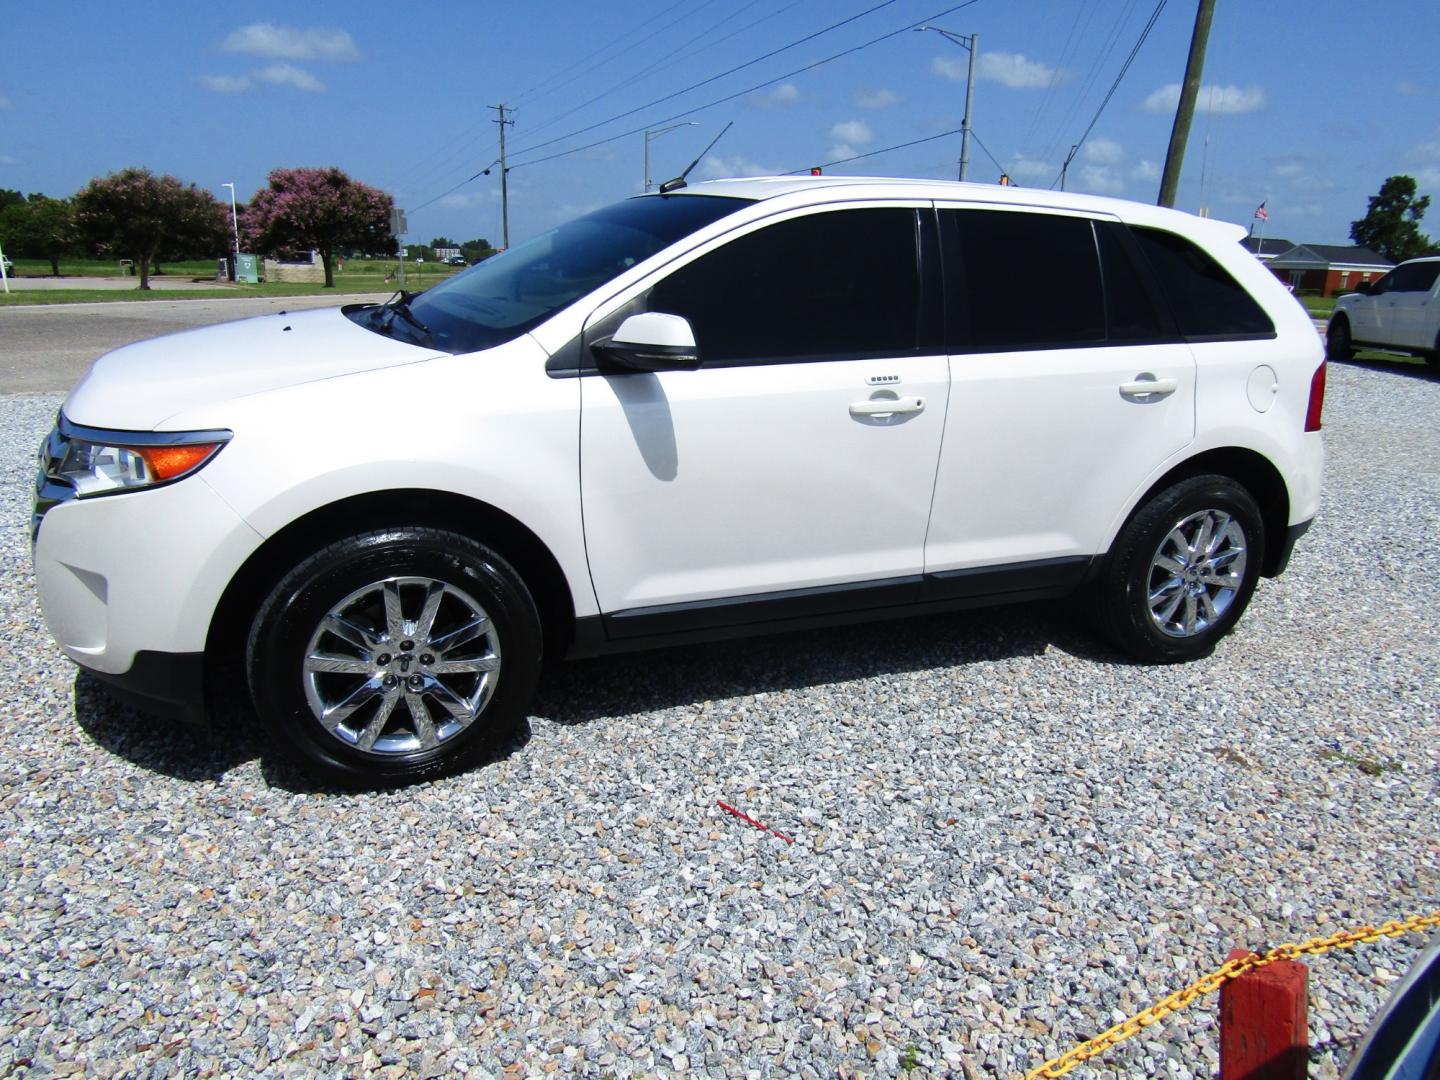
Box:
[1254,201,1269,222]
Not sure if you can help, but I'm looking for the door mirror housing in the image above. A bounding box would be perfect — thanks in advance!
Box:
[593,312,701,372]
[1355,281,1374,295]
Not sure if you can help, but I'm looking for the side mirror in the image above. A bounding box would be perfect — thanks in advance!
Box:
[1355,282,1374,295]
[593,312,700,372]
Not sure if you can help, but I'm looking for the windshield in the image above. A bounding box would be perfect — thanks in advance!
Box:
[369,194,751,354]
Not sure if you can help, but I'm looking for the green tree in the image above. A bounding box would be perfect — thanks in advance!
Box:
[429,236,456,249]
[241,167,395,288]
[1350,175,1434,263]
[459,237,497,263]
[74,168,229,289]
[0,189,25,213]
[0,194,76,276]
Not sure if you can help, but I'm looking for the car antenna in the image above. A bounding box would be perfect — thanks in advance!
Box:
[658,121,733,195]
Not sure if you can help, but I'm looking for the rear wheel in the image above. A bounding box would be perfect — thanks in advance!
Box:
[1326,316,1354,361]
[1096,475,1265,663]
[247,528,542,786]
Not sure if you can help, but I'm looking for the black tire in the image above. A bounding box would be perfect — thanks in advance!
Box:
[1096,475,1265,663]
[1326,316,1355,361]
[246,528,542,787]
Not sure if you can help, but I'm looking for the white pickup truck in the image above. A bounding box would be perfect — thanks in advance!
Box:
[1327,256,1440,368]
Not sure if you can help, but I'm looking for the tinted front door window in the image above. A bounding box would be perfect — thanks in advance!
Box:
[647,208,923,364]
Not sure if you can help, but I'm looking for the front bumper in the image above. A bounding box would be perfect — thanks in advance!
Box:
[32,431,263,717]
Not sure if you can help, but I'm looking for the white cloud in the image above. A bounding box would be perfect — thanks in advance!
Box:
[0,94,11,110]
[1130,159,1160,182]
[1395,81,1432,97]
[256,64,326,93]
[1142,83,1266,115]
[1411,137,1440,189]
[200,74,252,93]
[830,120,874,145]
[1273,161,1304,179]
[935,52,1070,90]
[827,144,858,162]
[753,83,801,107]
[700,155,777,179]
[1084,138,1124,166]
[1078,165,1125,195]
[1006,155,1054,181]
[853,87,901,109]
[220,23,360,62]
[0,154,17,166]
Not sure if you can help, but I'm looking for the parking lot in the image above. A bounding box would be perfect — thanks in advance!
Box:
[1,349,1437,1077]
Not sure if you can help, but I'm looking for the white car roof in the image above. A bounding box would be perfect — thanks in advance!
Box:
[668,175,1248,244]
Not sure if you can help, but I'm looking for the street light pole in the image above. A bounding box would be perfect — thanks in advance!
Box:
[644,122,699,193]
[221,182,240,280]
[916,26,978,181]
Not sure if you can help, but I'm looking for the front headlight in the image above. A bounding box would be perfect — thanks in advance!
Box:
[50,420,231,498]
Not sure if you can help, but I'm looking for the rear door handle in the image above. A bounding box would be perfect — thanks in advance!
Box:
[850,396,925,416]
[1119,377,1178,398]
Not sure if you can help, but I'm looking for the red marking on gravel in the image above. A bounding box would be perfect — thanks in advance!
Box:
[717,800,794,843]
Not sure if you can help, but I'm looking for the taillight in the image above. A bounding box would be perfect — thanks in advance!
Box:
[1304,361,1326,432]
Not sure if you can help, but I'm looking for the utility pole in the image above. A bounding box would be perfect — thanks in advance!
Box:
[916,27,978,181]
[491,103,514,249]
[1157,0,1216,208]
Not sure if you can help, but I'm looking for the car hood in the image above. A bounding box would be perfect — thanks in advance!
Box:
[62,306,444,431]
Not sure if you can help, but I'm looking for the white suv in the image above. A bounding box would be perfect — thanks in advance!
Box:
[1328,256,1440,368]
[33,177,1326,785]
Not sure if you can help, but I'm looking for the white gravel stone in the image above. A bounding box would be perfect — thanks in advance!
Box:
[1,361,1437,1078]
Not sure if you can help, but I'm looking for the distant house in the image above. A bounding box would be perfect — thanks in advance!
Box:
[1241,234,1295,262]
[1264,244,1393,297]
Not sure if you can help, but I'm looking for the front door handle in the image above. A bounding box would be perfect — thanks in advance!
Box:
[850,396,925,417]
[1119,376,1178,399]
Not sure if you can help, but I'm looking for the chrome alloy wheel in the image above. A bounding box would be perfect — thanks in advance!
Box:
[1146,509,1248,638]
[301,576,501,755]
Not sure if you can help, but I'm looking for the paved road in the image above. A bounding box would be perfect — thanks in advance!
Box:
[0,294,389,394]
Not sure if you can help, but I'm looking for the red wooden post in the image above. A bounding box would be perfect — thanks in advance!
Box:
[1219,949,1309,1080]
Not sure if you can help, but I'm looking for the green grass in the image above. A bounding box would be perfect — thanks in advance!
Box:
[1299,294,1337,317]
[1,261,461,305]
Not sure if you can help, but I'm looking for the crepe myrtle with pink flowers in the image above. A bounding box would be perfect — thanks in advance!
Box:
[74,168,229,290]
[241,167,397,287]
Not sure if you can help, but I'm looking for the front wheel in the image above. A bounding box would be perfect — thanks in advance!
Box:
[247,528,542,786]
[1096,475,1265,663]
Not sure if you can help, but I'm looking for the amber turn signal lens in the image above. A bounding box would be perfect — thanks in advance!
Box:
[132,443,220,481]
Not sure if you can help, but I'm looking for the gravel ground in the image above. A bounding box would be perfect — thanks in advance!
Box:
[2,360,1437,1079]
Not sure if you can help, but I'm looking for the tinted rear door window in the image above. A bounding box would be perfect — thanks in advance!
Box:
[1129,226,1274,340]
[943,209,1105,350]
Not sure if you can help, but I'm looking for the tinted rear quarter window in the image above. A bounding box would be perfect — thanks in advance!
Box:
[1129,226,1274,340]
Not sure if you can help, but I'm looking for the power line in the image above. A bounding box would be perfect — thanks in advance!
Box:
[512,0,694,108]
[1049,0,1167,190]
[967,129,1006,176]
[783,125,966,174]
[505,0,910,163]
[393,1,800,203]
[506,0,984,173]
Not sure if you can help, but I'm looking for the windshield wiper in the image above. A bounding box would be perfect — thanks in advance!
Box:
[384,290,433,341]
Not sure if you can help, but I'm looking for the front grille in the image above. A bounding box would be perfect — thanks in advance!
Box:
[32,420,76,542]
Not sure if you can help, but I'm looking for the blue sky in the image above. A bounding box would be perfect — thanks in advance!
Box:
[3,1,1438,251]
